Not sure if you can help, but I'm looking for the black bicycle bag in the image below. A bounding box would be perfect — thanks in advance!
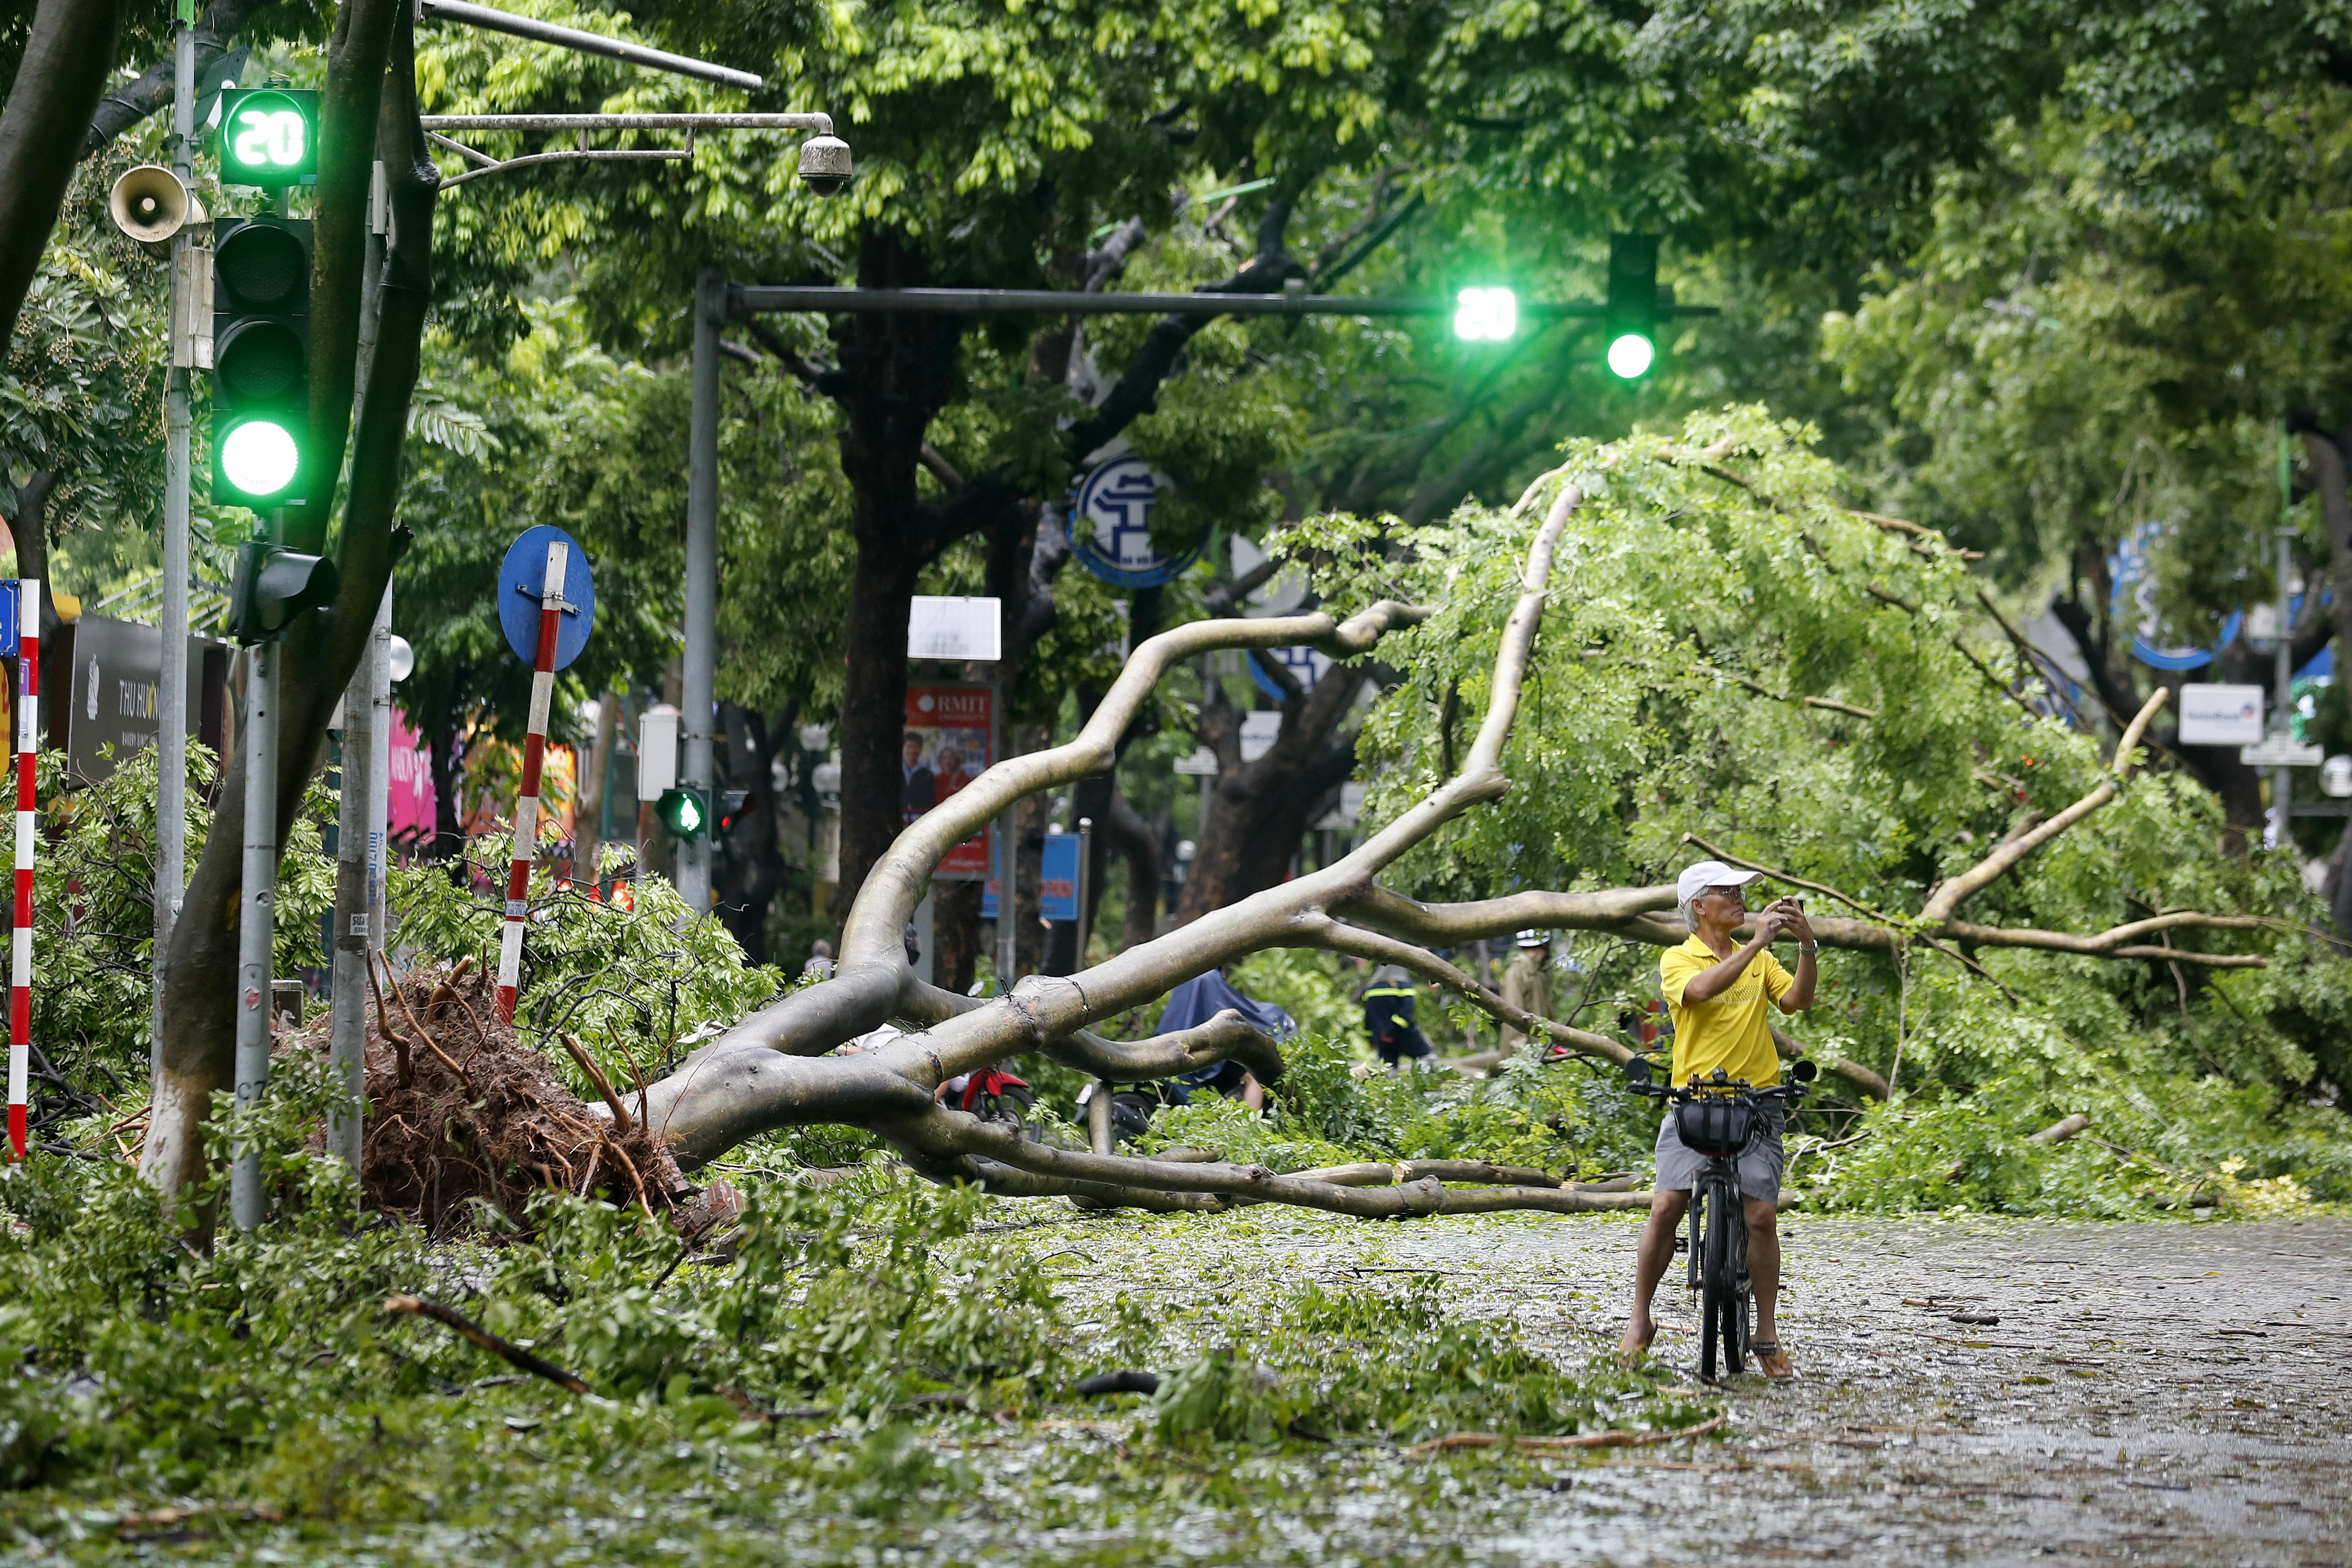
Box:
[1674,1095,1756,1157]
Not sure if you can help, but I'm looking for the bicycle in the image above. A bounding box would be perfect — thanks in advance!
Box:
[1624,1054,1816,1381]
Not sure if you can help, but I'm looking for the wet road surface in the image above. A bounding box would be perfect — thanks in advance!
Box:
[1042,1209,2352,1567]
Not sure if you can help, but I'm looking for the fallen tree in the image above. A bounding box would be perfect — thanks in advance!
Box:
[574,420,2268,1217]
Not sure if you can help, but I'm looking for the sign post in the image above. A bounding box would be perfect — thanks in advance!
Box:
[8,580,36,1159]
[494,527,594,1024]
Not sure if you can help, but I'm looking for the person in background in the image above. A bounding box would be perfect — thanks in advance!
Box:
[1497,929,1553,1053]
[1153,967,1292,1109]
[802,938,835,980]
[1358,965,1432,1069]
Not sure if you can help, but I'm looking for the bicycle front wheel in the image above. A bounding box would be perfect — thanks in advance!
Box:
[1700,1180,1742,1381]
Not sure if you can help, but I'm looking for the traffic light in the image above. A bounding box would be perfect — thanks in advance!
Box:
[716,789,752,835]
[217,88,319,188]
[1604,233,1660,380]
[228,538,338,644]
[656,787,710,840]
[211,216,312,510]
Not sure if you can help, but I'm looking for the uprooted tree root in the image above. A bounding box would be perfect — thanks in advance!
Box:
[327,957,703,1233]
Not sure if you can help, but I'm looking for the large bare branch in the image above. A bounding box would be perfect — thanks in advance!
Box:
[1921,687,2169,923]
[915,1110,1647,1218]
[1292,915,1633,1065]
[637,602,1422,1145]
[643,462,1606,1163]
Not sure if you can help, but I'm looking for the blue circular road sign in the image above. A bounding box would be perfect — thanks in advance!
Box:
[498,525,596,670]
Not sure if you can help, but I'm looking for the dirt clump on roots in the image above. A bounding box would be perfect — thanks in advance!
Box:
[328,956,698,1233]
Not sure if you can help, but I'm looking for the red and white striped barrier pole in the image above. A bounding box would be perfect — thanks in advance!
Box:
[496,541,567,1024]
[9,578,38,1159]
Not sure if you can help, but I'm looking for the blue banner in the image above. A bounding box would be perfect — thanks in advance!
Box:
[1039,832,1080,922]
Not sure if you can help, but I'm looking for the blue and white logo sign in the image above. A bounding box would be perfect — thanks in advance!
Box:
[2108,521,2240,672]
[1068,455,1199,588]
[1249,644,1332,702]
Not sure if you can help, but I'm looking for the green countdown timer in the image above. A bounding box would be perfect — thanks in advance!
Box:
[218,88,319,188]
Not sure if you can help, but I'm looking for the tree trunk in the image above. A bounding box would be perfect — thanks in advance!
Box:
[714,702,794,965]
[425,713,466,867]
[3,472,59,631]
[827,230,963,919]
[932,877,984,994]
[0,0,127,362]
[1176,665,1369,920]
[572,687,617,885]
[2298,423,2352,935]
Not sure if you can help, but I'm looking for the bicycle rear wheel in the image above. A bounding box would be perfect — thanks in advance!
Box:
[1700,1179,1741,1381]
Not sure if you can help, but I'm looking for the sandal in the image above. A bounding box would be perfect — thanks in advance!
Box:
[1616,1323,1657,1370]
[1751,1339,1795,1381]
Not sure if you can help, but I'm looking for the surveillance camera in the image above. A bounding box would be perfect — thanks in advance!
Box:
[797,133,852,198]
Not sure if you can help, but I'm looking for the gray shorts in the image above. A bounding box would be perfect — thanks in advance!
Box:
[1653,1101,1785,1204]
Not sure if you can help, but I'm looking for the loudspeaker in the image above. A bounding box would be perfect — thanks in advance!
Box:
[108,165,196,244]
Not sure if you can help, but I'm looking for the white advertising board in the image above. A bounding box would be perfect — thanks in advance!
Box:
[2178,684,2264,745]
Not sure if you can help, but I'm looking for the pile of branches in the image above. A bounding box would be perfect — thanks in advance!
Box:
[340,958,693,1231]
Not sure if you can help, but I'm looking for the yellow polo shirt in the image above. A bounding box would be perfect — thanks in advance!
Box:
[1659,936,1791,1089]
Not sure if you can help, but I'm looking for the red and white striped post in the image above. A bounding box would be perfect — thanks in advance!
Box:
[9,578,39,1159]
[496,541,568,1024]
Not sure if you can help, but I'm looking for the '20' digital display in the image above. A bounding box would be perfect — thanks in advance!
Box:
[217,89,319,187]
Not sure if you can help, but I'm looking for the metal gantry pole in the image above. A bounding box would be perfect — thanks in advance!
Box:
[229,642,278,1227]
[327,164,393,1178]
[994,673,1015,993]
[2273,524,2294,850]
[366,594,392,966]
[676,268,723,914]
[327,590,383,1172]
[153,14,196,1078]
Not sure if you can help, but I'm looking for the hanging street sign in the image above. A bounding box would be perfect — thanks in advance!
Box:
[1067,454,1199,588]
[2240,735,2325,769]
[497,525,595,669]
[907,596,1001,661]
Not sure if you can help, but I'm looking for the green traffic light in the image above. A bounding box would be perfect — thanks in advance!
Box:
[1606,332,1655,380]
[657,787,709,840]
[217,414,301,503]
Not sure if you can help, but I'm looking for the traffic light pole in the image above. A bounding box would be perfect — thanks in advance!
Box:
[152,9,195,1084]
[677,269,723,915]
[229,637,277,1228]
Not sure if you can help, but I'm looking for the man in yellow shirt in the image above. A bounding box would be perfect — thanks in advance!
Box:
[1619,860,1817,1379]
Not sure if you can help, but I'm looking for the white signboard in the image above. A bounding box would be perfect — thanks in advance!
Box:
[2323,756,2352,798]
[1240,710,1282,762]
[1173,747,1219,777]
[2241,735,2325,769]
[2178,684,2264,745]
[907,595,1001,661]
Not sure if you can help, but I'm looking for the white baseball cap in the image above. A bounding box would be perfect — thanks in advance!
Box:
[1676,860,1763,904]
[1515,929,1550,948]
